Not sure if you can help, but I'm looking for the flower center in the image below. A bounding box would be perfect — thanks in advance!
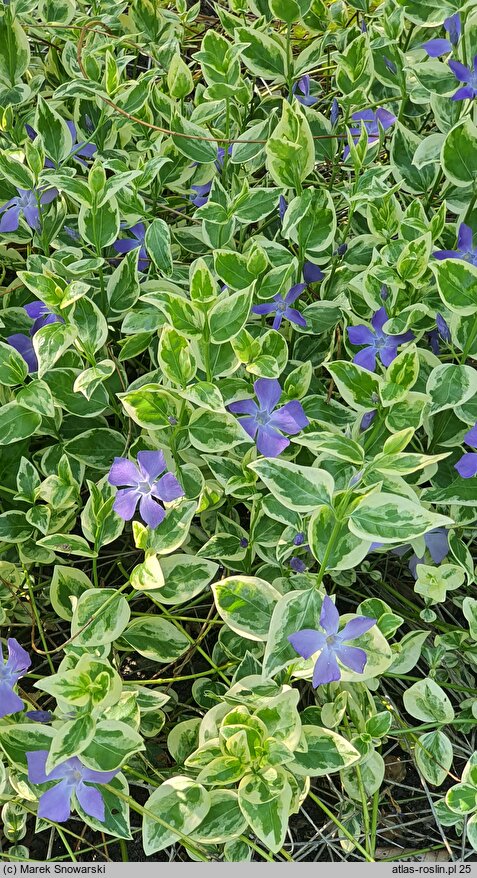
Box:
[0,665,13,683]
[326,634,338,647]
[255,410,270,426]
[18,191,36,208]
[275,299,287,312]
[137,481,151,494]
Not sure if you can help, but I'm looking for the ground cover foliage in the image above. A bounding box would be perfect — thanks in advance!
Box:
[1,0,477,863]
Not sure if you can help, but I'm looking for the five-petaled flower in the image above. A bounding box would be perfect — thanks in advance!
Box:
[252,283,307,330]
[455,422,477,479]
[348,307,414,372]
[108,450,184,529]
[0,638,31,718]
[434,223,477,264]
[26,751,118,823]
[423,13,461,56]
[7,300,63,373]
[292,75,318,107]
[190,147,232,207]
[344,108,396,159]
[113,222,149,272]
[0,187,57,233]
[449,57,477,100]
[288,594,376,687]
[228,377,309,458]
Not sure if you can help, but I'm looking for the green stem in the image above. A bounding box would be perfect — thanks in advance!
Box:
[308,791,374,861]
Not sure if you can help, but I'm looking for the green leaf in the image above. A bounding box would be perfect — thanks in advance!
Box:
[149,554,218,605]
[0,402,41,445]
[35,96,73,165]
[189,790,247,844]
[80,720,145,771]
[64,429,125,469]
[0,16,30,85]
[37,533,97,558]
[349,492,452,543]
[266,100,314,188]
[142,776,211,854]
[145,218,173,276]
[326,361,382,410]
[248,458,334,512]
[212,575,281,641]
[171,116,218,164]
[403,677,455,724]
[238,767,292,853]
[441,117,477,187]
[71,588,131,646]
[0,341,28,386]
[446,783,477,815]
[50,565,93,621]
[189,408,251,452]
[291,726,360,776]
[46,715,95,772]
[426,364,477,415]
[0,511,32,543]
[33,323,77,378]
[263,588,323,677]
[431,258,477,315]
[236,27,287,80]
[415,730,453,787]
[209,286,253,343]
[120,616,189,661]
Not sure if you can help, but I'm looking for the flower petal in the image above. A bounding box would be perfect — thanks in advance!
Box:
[449,59,471,82]
[433,249,461,260]
[75,782,106,821]
[0,206,21,232]
[312,647,341,687]
[139,493,166,529]
[285,283,306,304]
[319,594,339,635]
[422,38,452,56]
[252,303,276,315]
[113,488,140,520]
[464,422,477,448]
[425,528,449,564]
[288,628,327,659]
[303,261,324,284]
[371,307,388,333]
[23,204,40,229]
[254,378,282,413]
[7,637,31,675]
[338,616,376,643]
[353,347,377,371]
[237,416,258,440]
[283,307,307,327]
[455,452,477,478]
[380,342,399,367]
[6,333,37,372]
[137,450,166,481]
[269,400,309,435]
[228,398,258,416]
[38,780,72,823]
[334,644,368,674]
[27,750,50,784]
[108,457,140,487]
[348,324,375,346]
[153,472,184,503]
[256,425,289,458]
[0,682,24,718]
[81,767,119,783]
[458,223,473,252]
[452,86,475,101]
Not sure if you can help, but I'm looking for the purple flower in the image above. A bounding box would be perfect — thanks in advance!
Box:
[215,145,232,171]
[0,638,31,718]
[455,422,477,479]
[290,557,306,573]
[423,13,461,56]
[434,223,477,264]
[348,306,414,372]
[344,108,396,160]
[330,98,340,127]
[360,410,377,431]
[191,181,212,208]
[303,261,324,284]
[383,56,397,75]
[370,527,449,578]
[293,532,306,546]
[279,195,287,223]
[0,187,57,233]
[228,377,309,458]
[292,75,318,107]
[26,710,53,723]
[26,121,96,168]
[108,450,184,529]
[26,751,118,823]
[113,222,149,272]
[252,283,306,330]
[449,57,477,100]
[7,301,63,373]
[288,594,376,687]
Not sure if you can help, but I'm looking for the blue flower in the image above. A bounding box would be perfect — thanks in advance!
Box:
[455,422,477,479]
[330,98,340,127]
[292,75,318,107]
[0,638,31,718]
[113,222,149,272]
[434,223,477,264]
[0,187,57,233]
[423,13,461,56]
[27,751,118,824]
[344,108,396,160]
[26,121,96,168]
[7,300,64,373]
[252,283,306,330]
[108,450,184,529]
[449,57,477,100]
[347,306,414,372]
[229,378,309,458]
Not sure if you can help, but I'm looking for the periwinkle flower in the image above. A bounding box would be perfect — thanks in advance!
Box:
[288,594,376,687]
[26,710,53,723]
[434,223,477,264]
[108,450,184,529]
[279,195,287,223]
[348,306,414,372]
[27,751,118,823]
[7,300,63,373]
[191,181,212,208]
[293,532,306,547]
[455,422,477,479]
[383,56,397,75]
[360,410,377,431]
[252,283,306,330]
[449,57,477,100]
[228,377,309,458]
[344,108,396,160]
[289,557,306,573]
[303,261,324,284]
[26,121,96,168]
[370,527,449,579]
[0,638,31,718]
[0,187,57,233]
[422,13,461,56]
[292,75,318,107]
[330,98,340,127]
[113,222,149,272]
